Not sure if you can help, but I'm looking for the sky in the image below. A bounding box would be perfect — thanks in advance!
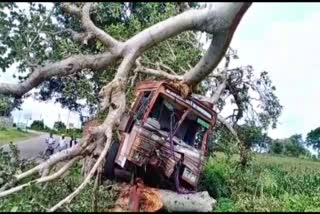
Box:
[228,3,320,140]
[0,3,319,140]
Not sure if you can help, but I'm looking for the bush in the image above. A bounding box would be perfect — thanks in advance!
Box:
[200,158,231,199]
[216,198,237,212]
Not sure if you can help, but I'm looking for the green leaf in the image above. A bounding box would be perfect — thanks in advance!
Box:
[10,206,18,212]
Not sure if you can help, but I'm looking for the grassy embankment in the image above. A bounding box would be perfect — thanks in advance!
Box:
[200,152,320,212]
[0,128,36,145]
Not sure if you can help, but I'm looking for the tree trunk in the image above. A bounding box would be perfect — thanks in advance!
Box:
[109,183,216,212]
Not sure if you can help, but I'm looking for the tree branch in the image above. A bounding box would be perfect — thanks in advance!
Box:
[124,3,251,57]
[61,3,81,17]
[48,123,114,212]
[81,3,122,53]
[217,114,240,142]
[210,79,227,105]
[183,3,251,85]
[0,156,81,198]
[177,2,191,13]
[135,59,182,81]
[0,52,118,97]
[28,6,56,51]
[1,3,251,99]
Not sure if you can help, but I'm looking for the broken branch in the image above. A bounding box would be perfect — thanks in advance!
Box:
[0,156,81,198]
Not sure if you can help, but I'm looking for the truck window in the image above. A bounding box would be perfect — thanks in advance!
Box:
[175,112,209,150]
[134,91,152,121]
[151,96,183,129]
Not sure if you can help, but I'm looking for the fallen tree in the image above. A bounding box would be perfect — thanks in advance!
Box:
[0,2,281,212]
[109,181,216,212]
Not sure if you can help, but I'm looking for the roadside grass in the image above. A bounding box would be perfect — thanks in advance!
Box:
[0,128,36,145]
[201,152,320,212]
[213,151,320,173]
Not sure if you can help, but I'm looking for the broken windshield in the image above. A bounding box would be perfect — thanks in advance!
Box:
[145,93,210,150]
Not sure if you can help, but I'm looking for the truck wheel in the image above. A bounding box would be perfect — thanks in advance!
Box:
[104,142,120,179]
[45,148,53,157]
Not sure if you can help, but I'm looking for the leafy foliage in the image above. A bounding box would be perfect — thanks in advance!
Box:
[30,120,45,130]
[202,49,282,131]
[0,146,119,212]
[53,121,66,131]
[0,95,22,116]
[306,127,320,155]
[269,134,309,157]
[0,3,202,114]
[270,140,283,154]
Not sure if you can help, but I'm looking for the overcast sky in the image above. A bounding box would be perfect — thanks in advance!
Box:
[0,3,319,139]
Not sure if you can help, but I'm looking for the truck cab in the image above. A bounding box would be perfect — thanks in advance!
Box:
[105,80,217,191]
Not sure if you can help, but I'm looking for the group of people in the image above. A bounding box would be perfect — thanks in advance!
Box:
[45,133,78,155]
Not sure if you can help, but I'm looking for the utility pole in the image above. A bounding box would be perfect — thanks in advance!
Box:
[67,110,71,129]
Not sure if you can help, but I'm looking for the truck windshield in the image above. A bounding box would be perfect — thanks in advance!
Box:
[174,111,209,150]
[145,94,210,150]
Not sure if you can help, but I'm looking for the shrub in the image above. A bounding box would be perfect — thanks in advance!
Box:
[200,158,231,199]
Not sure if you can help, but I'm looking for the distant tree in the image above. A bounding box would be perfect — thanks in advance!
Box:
[30,120,45,130]
[284,142,305,157]
[306,127,320,157]
[289,134,304,146]
[283,134,307,157]
[270,140,283,154]
[261,135,273,153]
[53,121,66,131]
[235,123,265,167]
[270,134,308,157]
[237,123,264,149]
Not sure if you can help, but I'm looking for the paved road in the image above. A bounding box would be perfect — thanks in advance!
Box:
[1,131,75,160]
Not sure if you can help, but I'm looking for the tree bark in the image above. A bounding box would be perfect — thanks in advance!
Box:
[109,183,216,212]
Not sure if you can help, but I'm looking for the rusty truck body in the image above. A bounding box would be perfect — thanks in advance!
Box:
[104,80,217,191]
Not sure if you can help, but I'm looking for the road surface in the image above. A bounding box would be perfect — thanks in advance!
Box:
[1,131,76,160]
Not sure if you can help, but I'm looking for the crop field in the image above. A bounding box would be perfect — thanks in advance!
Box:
[200,152,320,212]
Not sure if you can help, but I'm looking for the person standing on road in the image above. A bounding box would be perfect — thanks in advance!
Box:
[45,133,56,155]
[69,136,78,148]
[58,134,67,152]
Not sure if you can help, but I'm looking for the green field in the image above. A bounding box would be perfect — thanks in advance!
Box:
[200,152,320,212]
[0,128,35,145]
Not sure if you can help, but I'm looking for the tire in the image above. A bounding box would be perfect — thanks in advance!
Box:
[104,142,120,179]
[45,148,53,156]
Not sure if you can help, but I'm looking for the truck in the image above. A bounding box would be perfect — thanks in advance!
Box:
[101,80,217,192]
